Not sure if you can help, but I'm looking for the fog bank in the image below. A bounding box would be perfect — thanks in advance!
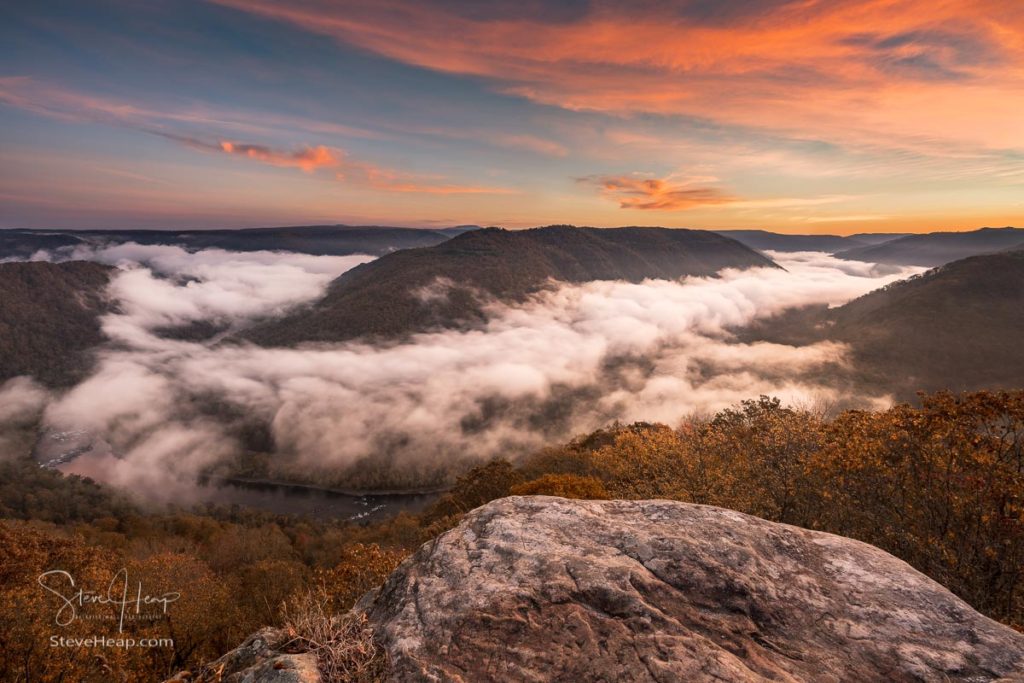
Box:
[28,247,923,494]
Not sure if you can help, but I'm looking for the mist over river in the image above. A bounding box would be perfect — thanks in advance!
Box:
[188,478,441,521]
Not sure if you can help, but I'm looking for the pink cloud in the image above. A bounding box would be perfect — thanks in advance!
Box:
[209,0,1024,151]
[170,133,512,194]
[584,174,735,210]
[0,78,512,196]
[218,141,341,172]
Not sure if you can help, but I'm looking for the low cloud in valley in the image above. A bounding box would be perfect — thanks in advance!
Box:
[8,244,925,495]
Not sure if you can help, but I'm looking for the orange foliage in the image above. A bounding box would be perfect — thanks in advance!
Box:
[2,390,1022,683]
[510,473,609,499]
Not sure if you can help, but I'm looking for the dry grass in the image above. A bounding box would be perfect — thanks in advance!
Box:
[283,590,389,682]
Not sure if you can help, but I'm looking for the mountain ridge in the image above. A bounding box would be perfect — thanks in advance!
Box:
[714,229,910,254]
[835,226,1024,266]
[742,248,1024,398]
[241,225,779,346]
[0,224,468,259]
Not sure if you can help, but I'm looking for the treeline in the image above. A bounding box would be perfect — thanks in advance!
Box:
[1,390,1022,682]
[0,458,139,523]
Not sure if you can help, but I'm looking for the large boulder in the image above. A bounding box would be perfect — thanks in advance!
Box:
[363,496,1024,682]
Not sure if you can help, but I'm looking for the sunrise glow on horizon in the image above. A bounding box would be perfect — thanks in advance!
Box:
[1,0,1022,233]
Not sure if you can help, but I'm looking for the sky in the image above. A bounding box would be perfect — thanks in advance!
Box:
[1,0,1022,233]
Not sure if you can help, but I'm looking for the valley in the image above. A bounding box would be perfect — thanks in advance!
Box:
[2,222,1023,682]
[4,224,1022,495]
[6,3,1024,679]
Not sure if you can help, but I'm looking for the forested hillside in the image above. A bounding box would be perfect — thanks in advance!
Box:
[244,226,777,346]
[0,261,112,386]
[742,249,1024,398]
[835,227,1024,266]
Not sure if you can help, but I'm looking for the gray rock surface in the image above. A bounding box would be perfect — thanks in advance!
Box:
[364,496,1024,682]
[164,628,320,683]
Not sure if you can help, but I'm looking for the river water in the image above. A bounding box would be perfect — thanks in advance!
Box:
[190,478,442,521]
[35,428,442,522]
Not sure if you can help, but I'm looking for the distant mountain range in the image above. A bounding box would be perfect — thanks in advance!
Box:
[715,227,1024,268]
[5,225,1023,399]
[0,224,478,259]
[0,231,85,260]
[743,248,1024,398]
[7,224,1019,268]
[833,227,1024,267]
[714,230,910,254]
[243,226,778,346]
[0,261,113,387]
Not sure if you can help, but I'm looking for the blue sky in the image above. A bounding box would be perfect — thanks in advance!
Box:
[2,0,1022,232]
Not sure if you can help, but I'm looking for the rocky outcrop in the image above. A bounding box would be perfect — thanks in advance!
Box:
[165,629,320,683]
[363,496,1024,682]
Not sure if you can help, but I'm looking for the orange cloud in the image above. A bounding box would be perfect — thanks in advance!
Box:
[218,141,340,172]
[210,0,1024,151]
[0,79,512,196]
[168,133,510,194]
[585,175,735,211]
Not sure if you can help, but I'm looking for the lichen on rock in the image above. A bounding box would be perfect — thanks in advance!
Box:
[363,496,1024,682]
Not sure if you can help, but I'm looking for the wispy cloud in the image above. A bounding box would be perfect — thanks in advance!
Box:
[359,167,516,195]
[217,141,340,173]
[160,133,343,173]
[208,0,1024,152]
[167,132,514,194]
[0,76,381,140]
[805,214,891,224]
[394,123,570,158]
[0,78,512,195]
[491,134,569,158]
[583,174,735,211]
